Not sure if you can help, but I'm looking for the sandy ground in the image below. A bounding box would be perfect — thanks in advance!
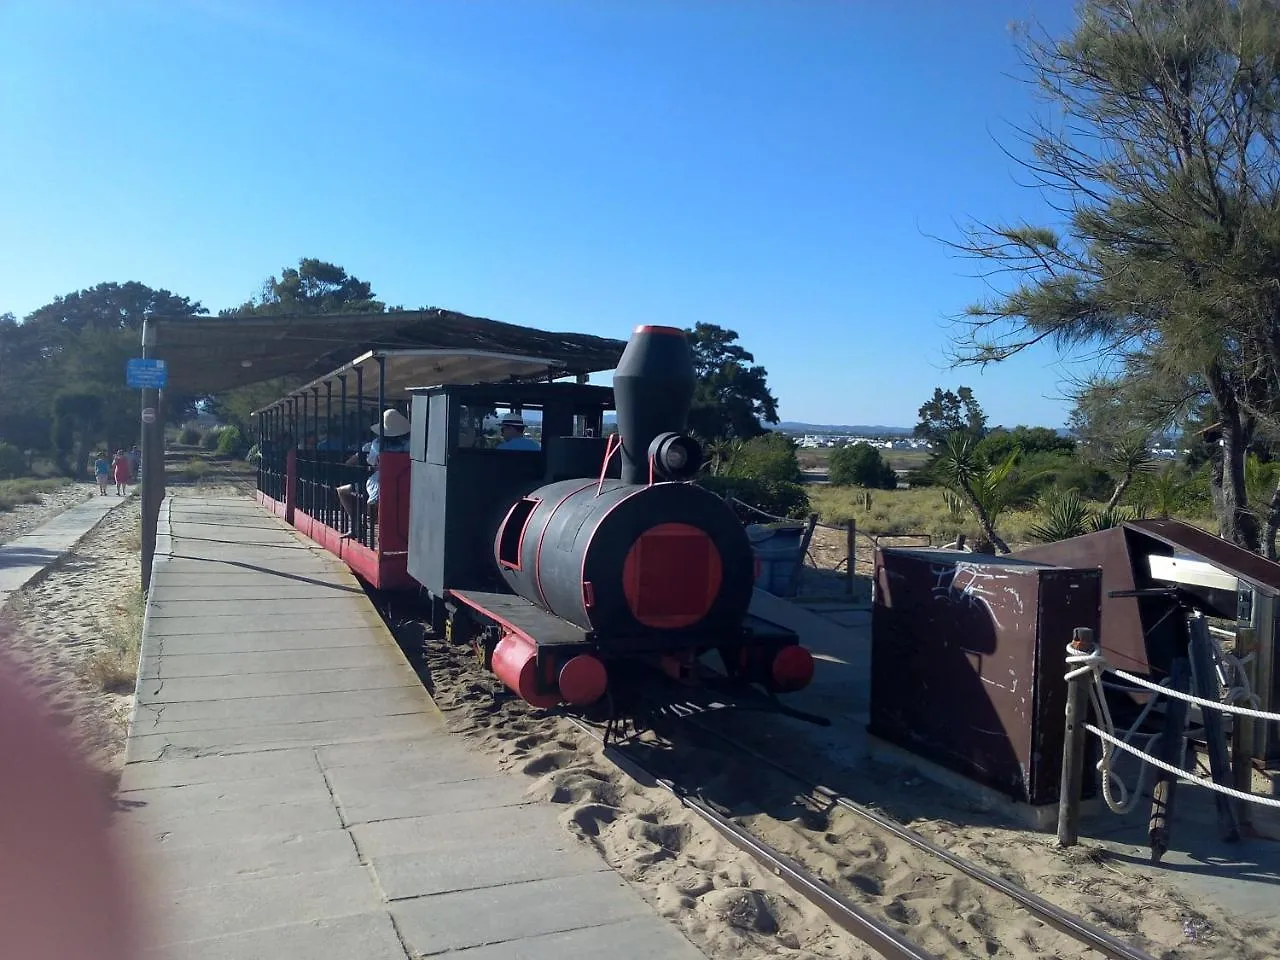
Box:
[0,498,140,782]
[417,626,1280,960]
[0,481,95,545]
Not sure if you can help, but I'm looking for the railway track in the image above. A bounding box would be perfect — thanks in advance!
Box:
[374,599,1183,960]
[564,713,1157,960]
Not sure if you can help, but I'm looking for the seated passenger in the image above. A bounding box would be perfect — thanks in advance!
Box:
[496,414,540,451]
[337,408,410,535]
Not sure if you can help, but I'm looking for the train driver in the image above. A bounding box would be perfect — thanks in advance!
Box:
[496,414,540,451]
[337,408,410,535]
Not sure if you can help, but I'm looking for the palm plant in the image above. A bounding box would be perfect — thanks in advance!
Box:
[1028,489,1092,542]
[1143,465,1190,519]
[1104,432,1159,510]
[937,431,1022,553]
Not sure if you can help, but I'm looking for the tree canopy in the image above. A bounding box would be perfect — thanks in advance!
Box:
[684,323,780,441]
[945,0,1280,553]
[829,442,899,489]
[222,258,386,317]
[914,386,987,444]
[0,282,207,476]
[210,258,387,433]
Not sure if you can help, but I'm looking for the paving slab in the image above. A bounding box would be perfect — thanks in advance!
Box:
[391,871,649,955]
[135,663,417,703]
[131,686,430,726]
[139,645,395,679]
[0,491,129,606]
[120,495,705,960]
[146,912,405,960]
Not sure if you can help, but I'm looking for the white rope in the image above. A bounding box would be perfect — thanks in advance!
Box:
[1067,646,1167,813]
[1066,644,1280,813]
[1087,725,1280,808]
[1108,665,1277,720]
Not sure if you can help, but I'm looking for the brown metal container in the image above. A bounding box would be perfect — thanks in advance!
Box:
[871,547,1101,805]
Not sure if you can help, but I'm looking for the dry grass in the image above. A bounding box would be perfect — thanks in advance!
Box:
[0,477,70,512]
[183,457,210,480]
[809,484,1220,549]
[84,587,144,694]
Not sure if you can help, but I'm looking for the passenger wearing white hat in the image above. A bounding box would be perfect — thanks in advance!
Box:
[497,413,540,451]
[338,408,410,534]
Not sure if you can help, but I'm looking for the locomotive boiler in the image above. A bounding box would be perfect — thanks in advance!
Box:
[472,324,816,713]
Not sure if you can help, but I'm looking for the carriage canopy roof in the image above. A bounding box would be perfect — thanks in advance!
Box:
[148,308,627,394]
[252,346,590,415]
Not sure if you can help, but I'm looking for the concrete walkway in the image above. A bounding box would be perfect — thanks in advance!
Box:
[0,491,130,607]
[117,496,704,960]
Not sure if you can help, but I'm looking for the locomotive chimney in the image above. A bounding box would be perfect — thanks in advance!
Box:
[613,325,696,484]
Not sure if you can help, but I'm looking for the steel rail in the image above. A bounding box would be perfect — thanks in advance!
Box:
[565,717,940,960]
[685,719,1157,960]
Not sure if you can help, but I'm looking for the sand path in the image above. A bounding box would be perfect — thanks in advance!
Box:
[0,481,96,546]
[0,497,140,779]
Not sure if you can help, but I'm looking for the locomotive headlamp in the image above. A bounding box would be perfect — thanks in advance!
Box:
[648,432,702,481]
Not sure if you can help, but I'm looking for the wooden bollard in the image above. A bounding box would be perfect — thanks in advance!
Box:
[1058,627,1096,847]
[846,520,856,591]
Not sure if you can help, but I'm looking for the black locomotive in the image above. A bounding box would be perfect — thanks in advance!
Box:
[405,324,816,716]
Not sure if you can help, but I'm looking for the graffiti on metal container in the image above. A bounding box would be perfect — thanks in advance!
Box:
[928,562,1025,631]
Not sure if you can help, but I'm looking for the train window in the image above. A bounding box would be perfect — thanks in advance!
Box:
[456,403,490,449]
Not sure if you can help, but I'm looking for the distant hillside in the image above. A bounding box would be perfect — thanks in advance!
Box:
[774,422,914,436]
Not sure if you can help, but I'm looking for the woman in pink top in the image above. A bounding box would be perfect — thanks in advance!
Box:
[111,450,130,496]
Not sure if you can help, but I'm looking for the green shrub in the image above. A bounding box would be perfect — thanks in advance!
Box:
[0,441,26,480]
[201,429,221,450]
[216,426,246,457]
[829,442,898,489]
[697,474,811,522]
[179,427,202,446]
[723,432,803,485]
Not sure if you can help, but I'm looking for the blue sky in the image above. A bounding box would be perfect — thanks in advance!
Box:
[0,0,1084,428]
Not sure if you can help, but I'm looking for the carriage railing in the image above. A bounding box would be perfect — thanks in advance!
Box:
[258,443,289,504]
[295,453,379,550]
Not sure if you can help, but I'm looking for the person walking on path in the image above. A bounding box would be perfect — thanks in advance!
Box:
[127,445,140,481]
[93,452,110,496]
[111,450,130,496]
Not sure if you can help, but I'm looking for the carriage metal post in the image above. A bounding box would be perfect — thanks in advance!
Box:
[325,381,333,526]
[311,386,321,515]
[355,366,365,543]
[375,354,386,547]
[338,374,348,534]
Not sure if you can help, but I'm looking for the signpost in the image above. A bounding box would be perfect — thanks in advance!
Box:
[133,333,165,592]
[127,358,168,389]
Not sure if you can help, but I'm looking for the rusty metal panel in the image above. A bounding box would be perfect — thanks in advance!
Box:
[871,547,1101,806]
[1014,526,1165,677]
[1127,519,1280,595]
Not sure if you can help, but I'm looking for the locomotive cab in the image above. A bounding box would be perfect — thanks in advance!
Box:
[405,380,620,615]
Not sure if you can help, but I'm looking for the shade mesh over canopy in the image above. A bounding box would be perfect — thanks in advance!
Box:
[149,308,627,393]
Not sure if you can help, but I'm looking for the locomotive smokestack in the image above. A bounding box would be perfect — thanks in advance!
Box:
[613,325,696,484]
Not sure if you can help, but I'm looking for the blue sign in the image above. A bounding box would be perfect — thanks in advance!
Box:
[126,358,168,389]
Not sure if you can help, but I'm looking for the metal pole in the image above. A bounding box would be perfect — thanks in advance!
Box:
[325,381,333,526]
[355,367,364,543]
[338,374,348,535]
[1187,612,1241,842]
[1149,656,1192,864]
[375,355,386,547]
[139,318,164,592]
[1057,626,1095,848]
